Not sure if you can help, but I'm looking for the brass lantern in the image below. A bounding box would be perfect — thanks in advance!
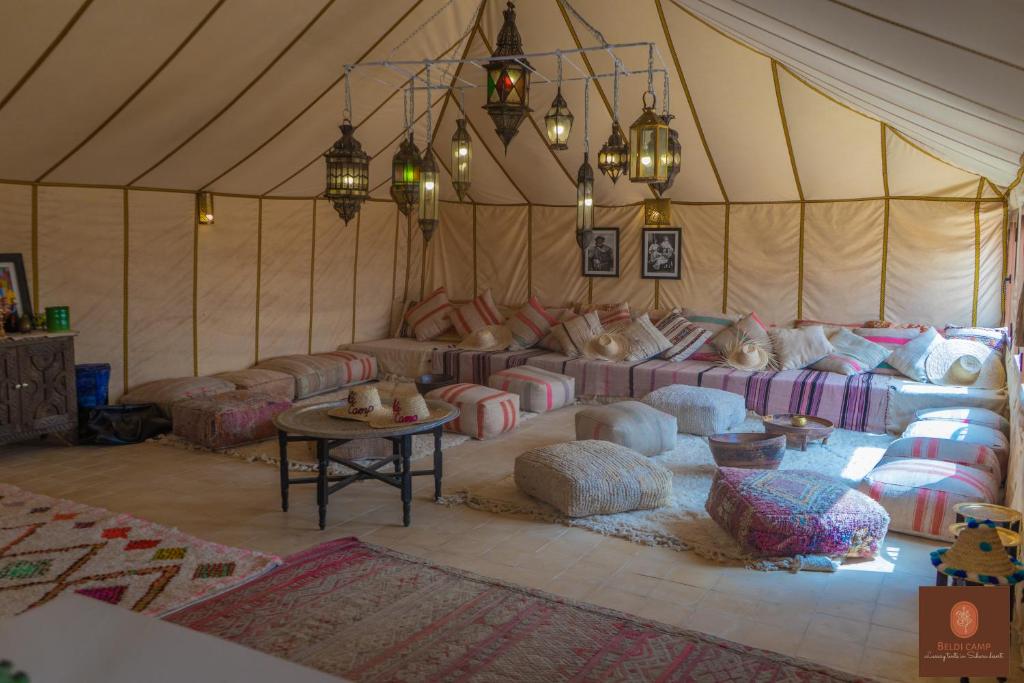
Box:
[390,134,421,216]
[597,125,629,183]
[643,197,671,226]
[324,120,370,224]
[544,88,573,150]
[628,92,669,184]
[650,114,681,196]
[576,153,594,248]
[450,118,472,201]
[197,192,214,225]
[483,2,531,152]
[418,148,440,242]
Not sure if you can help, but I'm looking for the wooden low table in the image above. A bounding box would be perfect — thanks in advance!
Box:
[274,399,459,529]
[762,414,834,451]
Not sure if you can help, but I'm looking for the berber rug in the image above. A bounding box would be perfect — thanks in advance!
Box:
[169,537,873,682]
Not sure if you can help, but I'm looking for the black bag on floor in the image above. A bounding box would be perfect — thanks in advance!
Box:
[84,403,171,445]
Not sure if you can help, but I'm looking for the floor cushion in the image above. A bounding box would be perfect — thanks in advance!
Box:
[914,406,1009,436]
[171,390,292,450]
[255,352,376,399]
[574,401,676,456]
[881,436,1002,479]
[213,368,296,401]
[902,419,1009,475]
[858,459,999,541]
[119,376,234,417]
[426,383,519,440]
[642,384,746,436]
[514,440,672,517]
[487,366,574,413]
[706,468,889,558]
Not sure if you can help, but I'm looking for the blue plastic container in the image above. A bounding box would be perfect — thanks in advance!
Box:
[76,363,111,409]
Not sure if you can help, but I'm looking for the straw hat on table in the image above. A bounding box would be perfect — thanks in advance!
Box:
[931,519,1024,585]
[326,385,389,422]
[369,393,448,429]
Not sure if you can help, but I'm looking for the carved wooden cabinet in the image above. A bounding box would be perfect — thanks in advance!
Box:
[0,334,77,445]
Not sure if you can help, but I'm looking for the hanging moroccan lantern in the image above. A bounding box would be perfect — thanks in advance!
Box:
[390,134,421,216]
[544,85,573,149]
[418,148,440,242]
[197,192,214,225]
[483,2,531,152]
[643,197,671,226]
[650,114,681,196]
[628,92,669,184]
[576,153,594,248]
[597,125,629,183]
[450,118,472,201]
[324,120,370,224]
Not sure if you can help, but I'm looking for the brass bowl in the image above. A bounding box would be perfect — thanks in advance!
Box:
[791,415,808,427]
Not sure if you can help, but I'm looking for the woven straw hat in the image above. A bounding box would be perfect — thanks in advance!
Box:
[458,325,512,352]
[369,393,447,429]
[584,332,630,361]
[930,519,1024,585]
[327,385,389,422]
[925,339,1005,389]
[720,340,773,371]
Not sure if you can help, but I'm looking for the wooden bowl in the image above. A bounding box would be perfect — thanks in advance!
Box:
[708,432,787,469]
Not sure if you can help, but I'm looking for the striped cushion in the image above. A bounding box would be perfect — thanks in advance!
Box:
[426,383,519,440]
[507,297,559,350]
[680,309,740,361]
[656,311,712,362]
[574,401,677,456]
[621,314,672,362]
[810,328,890,375]
[451,289,503,337]
[120,376,235,417]
[902,419,1008,476]
[944,325,1009,354]
[538,308,577,351]
[550,311,603,358]
[579,302,632,330]
[851,327,919,375]
[488,366,574,413]
[915,407,1009,436]
[711,312,772,356]
[881,437,1002,479]
[859,460,999,540]
[404,287,454,341]
[256,352,376,399]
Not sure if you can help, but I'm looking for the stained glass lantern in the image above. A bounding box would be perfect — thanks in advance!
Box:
[597,124,629,183]
[450,118,472,201]
[197,192,214,225]
[418,148,440,242]
[390,134,421,216]
[324,120,370,224]
[576,153,594,248]
[544,88,573,149]
[628,92,669,184]
[483,2,531,152]
[643,197,671,226]
[650,115,681,196]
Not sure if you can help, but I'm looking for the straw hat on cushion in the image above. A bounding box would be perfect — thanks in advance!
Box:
[584,332,630,361]
[458,325,512,352]
[925,339,1005,389]
[369,394,448,429]
[930,519,1024,585]
[327,385,389,422]
[718,338,776,372]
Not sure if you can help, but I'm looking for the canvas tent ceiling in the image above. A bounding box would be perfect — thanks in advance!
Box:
[0,0,1019,204]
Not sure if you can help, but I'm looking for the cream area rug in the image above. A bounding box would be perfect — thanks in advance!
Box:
[442,407,894,570]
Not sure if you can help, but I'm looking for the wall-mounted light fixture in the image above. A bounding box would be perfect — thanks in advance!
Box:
[197,192,214,225]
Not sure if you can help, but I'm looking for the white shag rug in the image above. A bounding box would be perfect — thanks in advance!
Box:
[442,413,893,570]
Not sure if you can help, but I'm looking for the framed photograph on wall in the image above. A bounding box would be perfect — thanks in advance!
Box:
[0,253,32,319]
[581,227,619,278]
[641,228,682,280]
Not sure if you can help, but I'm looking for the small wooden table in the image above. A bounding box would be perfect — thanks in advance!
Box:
[762,414,834,451]
[274,399,459,529]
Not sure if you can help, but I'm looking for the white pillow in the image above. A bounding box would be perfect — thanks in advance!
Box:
[886,327,942,382]
[768,326,834,371]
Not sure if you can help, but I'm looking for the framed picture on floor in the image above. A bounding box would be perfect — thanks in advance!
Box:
[641,228,682,280]
[0,253,32,319]
[581,227,619,278]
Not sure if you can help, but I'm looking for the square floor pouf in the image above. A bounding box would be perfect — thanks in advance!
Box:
[426,383,519,440]
[172,390,292,450]
[642,384,746,436]
[487,366,574,413]
[575,401,676,456]
[706,467,890,558]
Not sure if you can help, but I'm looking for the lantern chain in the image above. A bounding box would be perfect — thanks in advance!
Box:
[425,63,433,146]
[556,51,563,87]
[612,60,620,124]
[343,66,353,121]
[387,0,458,59]
[647,43,655,99]
[562,0,610,48]
[583,77,590,157]
[662,70,670,117]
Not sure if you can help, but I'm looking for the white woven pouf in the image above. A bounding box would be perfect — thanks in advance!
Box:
[514,440,672,517]
[642,385,746,436]
[574,401,677,456]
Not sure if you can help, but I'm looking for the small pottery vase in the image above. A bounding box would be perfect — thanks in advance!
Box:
[791,415,808,427]
[17,315,32,333]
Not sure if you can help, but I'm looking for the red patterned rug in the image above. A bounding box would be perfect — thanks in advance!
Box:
[169,537,872,682]
[0,483,280,617]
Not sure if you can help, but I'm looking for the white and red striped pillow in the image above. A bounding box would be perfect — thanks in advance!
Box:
[851,327,919,375]
[656,310,712,362]
[506,296,558,350]
[881,436,1002,479]
[426,383,520,440]
[451,289,503,338]
[579,302,632,330]
[403,287,454,341]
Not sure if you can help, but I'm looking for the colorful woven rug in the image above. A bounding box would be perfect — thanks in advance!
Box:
[170,537,871,682]
[0,483,280,617]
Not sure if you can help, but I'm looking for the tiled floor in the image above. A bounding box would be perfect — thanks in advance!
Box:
[0,409,1017,683]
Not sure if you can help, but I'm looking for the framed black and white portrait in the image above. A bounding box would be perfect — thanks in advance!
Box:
[641,228,681,279]
[581,227,619,278]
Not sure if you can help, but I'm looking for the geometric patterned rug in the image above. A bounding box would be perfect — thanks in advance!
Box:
[0,483,280,617]
[169,538,873,682]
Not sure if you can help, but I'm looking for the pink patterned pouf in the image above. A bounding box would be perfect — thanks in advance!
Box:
[172,390,292,450]
[706,467,890,558]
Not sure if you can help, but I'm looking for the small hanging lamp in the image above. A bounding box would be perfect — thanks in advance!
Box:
[483,2,531,152]
[629,49,669,184]
[643,197,671,226]
[324,69,369,224]
[450,91,472,201]
[597,61,628,183]
[576,79,594,249]
[544,53,573,150]
[197,192,214,225]
[651,76,681,196]
[418,65,440,242]
[390,88,421,216]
